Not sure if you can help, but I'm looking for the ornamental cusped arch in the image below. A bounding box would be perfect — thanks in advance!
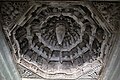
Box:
[0,1,116,80]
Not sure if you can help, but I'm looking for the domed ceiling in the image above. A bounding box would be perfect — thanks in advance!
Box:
[1,1,119,80]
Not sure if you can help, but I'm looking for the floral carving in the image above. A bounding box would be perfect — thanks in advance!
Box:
[93,2,120,31]
[0,2,30,30]
[2,2,110,79]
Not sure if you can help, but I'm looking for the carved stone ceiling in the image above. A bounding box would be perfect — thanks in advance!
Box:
[0,1,119,80]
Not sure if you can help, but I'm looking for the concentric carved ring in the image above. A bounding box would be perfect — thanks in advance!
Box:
[14,3,106,79]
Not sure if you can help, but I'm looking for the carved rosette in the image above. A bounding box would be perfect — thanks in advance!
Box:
[8,2,109,79]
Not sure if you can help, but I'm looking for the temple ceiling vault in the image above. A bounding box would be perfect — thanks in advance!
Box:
[0,1,120,80]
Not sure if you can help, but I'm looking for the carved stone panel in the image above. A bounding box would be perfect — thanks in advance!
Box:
[0,1,30,30]
[17,65,42,79]
[93,2,120,31]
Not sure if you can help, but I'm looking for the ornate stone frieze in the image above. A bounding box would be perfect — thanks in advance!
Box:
[0,1,30,30]
[17,65,42,78]
[93,2,120,31]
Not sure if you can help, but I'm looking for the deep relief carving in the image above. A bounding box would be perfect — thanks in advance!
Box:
[93,2,120,31]
[17,65,42,78]
[4,2,109,79]
[0,2,30,30]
